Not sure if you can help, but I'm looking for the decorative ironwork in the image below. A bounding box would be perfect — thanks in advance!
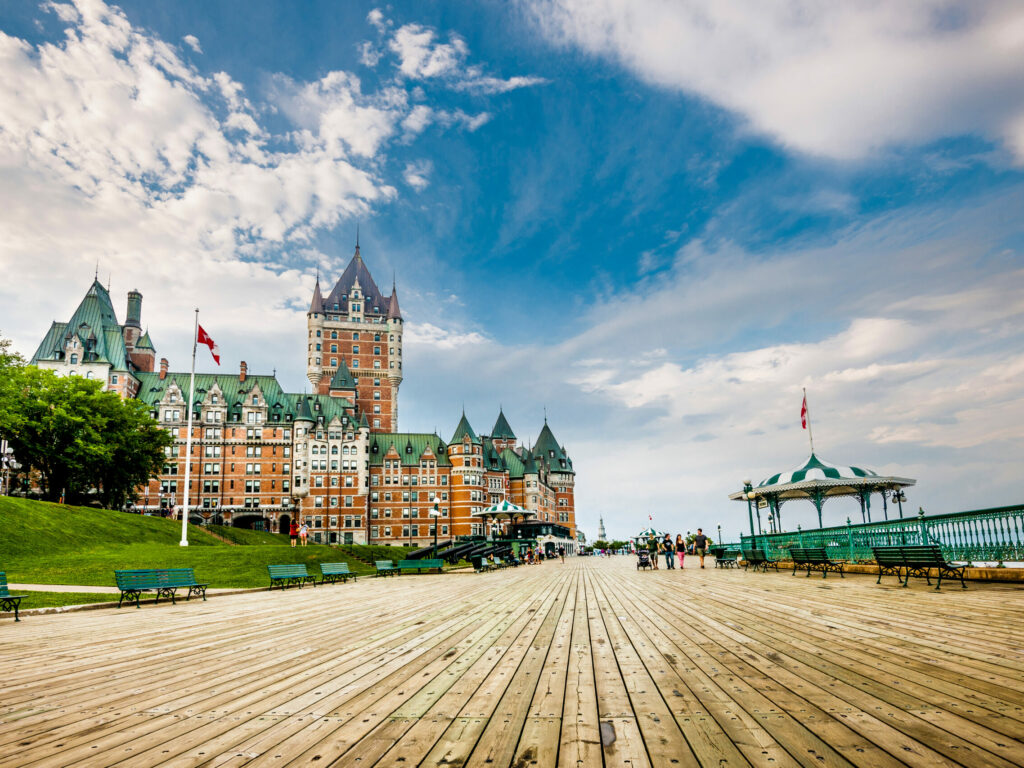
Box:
[741,504,1024,565]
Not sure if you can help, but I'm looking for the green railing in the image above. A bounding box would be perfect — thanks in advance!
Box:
[740,503,1024,565]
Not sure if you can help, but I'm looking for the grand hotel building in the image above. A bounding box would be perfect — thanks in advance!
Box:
[31,246,577,547]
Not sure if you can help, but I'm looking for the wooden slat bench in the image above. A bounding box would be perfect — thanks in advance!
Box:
[789,546,845,578]
[115,568,208,608]
[714,548,740,568]
[267,564,317,590]
[319,562,357,585]
[873,545,967,590]
[399,558,444,574]
[0,572,28,622]
[741,548,780,572]
[375,560,400,577]
[472,555,495,573]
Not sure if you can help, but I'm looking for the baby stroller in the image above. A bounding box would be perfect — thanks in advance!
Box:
[636,549,652,570]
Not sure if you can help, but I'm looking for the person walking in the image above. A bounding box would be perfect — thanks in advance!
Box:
[675,534,686,569]
[558,545,566,563]
[648,535,659,569]
[693,528,709,568]
[662,534,675,569]
[289,519,298,547]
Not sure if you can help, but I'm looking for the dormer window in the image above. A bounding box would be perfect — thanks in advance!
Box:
[212,395,218,404]
[252,395,258,405]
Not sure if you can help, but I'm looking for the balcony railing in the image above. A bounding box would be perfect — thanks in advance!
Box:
[740,503,1024,565]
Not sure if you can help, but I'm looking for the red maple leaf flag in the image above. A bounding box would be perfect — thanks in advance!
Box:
[197,325,220,365]
[800,394,808,429]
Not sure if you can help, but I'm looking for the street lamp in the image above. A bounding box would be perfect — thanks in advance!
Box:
[742,480,756,540]
[429,502,441,557]
[892,490,906,518]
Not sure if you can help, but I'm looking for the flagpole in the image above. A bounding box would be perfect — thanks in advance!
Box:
[180,309,199,547]
[803,387,815,455]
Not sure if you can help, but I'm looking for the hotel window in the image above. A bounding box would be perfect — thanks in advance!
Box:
[352,345,359,355]
[373,346,380,355]
[374,419,381,428]
[352,332,359,340]
[331,344,337,353]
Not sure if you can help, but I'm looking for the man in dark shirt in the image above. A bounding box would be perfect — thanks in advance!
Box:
[693,528,709,568]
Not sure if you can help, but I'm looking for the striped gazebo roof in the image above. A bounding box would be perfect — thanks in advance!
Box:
[758,453,877,489]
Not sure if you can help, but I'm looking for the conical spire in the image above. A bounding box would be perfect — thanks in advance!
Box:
[295,396,315,422]
[451,412,480,444]
[388,284,402,320]
[310,275,324,313]
[329,357,357,392]
[491,409,516,439]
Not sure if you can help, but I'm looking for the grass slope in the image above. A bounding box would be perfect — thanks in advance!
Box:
[0,497,415,589]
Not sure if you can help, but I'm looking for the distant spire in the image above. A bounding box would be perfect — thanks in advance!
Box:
[94,260,99,280]
[355,224,360,256]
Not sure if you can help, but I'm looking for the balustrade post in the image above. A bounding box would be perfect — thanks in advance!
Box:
[846,517,854,561]
[917,507,927,546]
[797,524,804,547]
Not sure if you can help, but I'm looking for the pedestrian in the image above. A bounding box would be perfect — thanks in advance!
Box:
[648,536,659,569]
[289,519,298,547]
[675,534,686,568]
[558,545,566,563]
[693,528,708,568]
[299,520,309,546]
[662,534,675,569]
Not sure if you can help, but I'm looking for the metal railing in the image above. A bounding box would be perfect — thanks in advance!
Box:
[740,504,1024,565]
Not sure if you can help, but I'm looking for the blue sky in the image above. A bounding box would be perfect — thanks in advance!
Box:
[2,0,1024,540]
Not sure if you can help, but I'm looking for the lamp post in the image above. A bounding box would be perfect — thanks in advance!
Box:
[742,480,756,542]
[430,502,441,557]
[892,490,906,518]
[717,524,721,548]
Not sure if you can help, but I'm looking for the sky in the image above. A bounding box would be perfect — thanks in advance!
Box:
[2,0,1024,542]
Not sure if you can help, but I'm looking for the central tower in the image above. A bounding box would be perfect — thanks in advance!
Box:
[306,241,403,432]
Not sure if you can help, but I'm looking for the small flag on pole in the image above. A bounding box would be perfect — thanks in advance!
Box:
[648,514,653,521]
[197,325,220,365]
[800,394,808,429]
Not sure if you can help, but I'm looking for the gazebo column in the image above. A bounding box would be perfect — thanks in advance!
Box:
[812,490,825,528]
[858,494,866,524]
[865,492,872,523]
[773,498,782,532]
[881,489,888,521]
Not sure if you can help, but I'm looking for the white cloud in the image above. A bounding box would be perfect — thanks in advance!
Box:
[403,159,432,191]
[182,34,201,53]
[524,0,1024,162]
[390,24,468,79]
[405,322,488,349]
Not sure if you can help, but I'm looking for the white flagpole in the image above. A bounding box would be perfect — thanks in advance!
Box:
[180,309,199,546]
[803,387,815,455]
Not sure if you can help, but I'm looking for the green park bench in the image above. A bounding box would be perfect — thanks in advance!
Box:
[714,548,740,568]
[319,562,357,585]
[873,545,966,590]
[399,558,444,574]
[115,568,208,608]
[789,546,845,578]
[267,564,317,590]
[375,560,400,577]
[741,548,780,573]
[0,572,28,622]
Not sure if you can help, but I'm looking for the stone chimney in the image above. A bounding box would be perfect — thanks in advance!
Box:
[239,360,247,382]
[159,357,168,380]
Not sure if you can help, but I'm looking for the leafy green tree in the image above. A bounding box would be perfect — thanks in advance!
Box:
[0,338,171,507]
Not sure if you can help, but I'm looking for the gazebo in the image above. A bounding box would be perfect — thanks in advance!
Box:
[729,453,916,534]
[631,527,667,550]
[475,499,536,538]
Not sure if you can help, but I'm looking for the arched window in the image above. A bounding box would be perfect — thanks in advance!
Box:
[331,445,338,455]
[70,353,78,364]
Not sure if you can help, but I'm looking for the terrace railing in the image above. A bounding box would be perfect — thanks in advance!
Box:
[740,504,1024,565]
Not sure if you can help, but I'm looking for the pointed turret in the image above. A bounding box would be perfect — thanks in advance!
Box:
[491,409,516,440]
[310,277,324,313]
[359,412,370,430]
[451,413,480,444]
[388,286,402,320]
[295,396,315,423]
[329,357,357,393]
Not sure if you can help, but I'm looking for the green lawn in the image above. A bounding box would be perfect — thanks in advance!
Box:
[0,497,416,588]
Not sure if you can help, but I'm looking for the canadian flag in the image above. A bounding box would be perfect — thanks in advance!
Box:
[197,325,220,365]
[800,394,808,429]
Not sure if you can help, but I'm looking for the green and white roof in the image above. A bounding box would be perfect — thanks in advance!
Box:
[480,499,528,514]
[729,452,915,502]
[758,453,877,488]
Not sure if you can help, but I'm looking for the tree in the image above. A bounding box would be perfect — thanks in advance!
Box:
[0,339,172,506]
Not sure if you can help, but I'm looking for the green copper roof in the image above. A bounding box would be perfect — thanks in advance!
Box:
[534,420,573,473]
[501,448,526,479]
[522,447,538,475]
[490,409,516,439]
[329,357,357,391]
[758,453,878,488]
[451,413,479,444]
[135,372,352,425]
[368,432,452,467]
[135,330,155,350]
[32,280,132,371]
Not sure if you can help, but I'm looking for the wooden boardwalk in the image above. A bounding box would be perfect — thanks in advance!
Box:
[2,557,1024,767]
